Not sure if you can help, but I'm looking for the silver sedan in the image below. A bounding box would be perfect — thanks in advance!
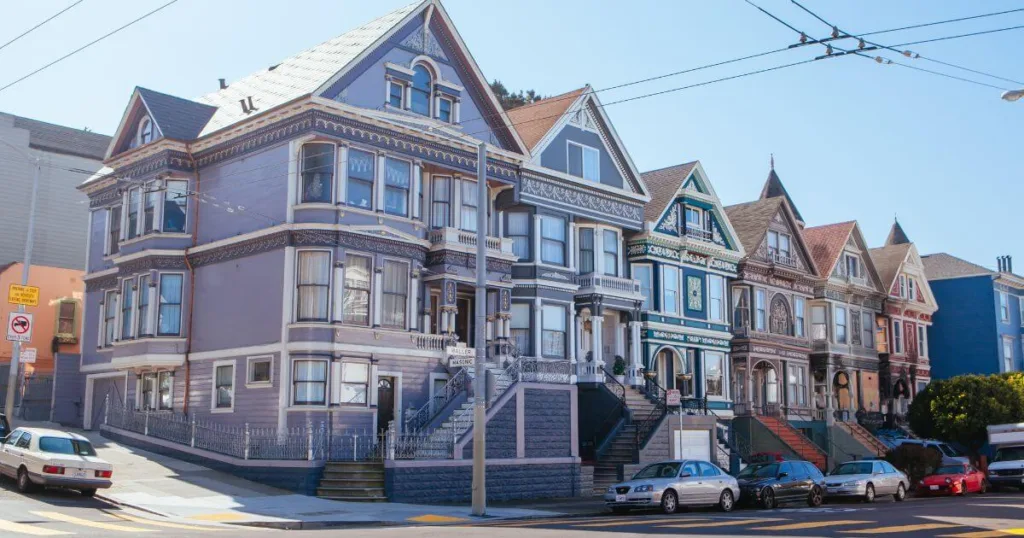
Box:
[604,460,740,514]
[824,460,909,502]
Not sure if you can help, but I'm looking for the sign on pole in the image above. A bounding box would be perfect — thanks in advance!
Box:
[6,312,33,343]
[7,284,39,307]
[447,346,476,368]
[20,348,36,364]
[666,389,681,407]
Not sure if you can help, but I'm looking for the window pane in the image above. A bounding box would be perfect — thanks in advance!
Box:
[709,275,724,322]
[578,229,594,274]
[297,251,331,322]
[511,303,531,355]
[388,82,403,108]
[384,158,410,217]
[163,180,188,232]
[301,144,334,203]
[461,180,479,232]
[104,291,117,346]
[431,176,450,228]
[344,255,371,325]
[127,188,140,239]
[57,301,76,335]
[705,352,723,396]
[507,213,530,259]
[342,363,368,383]
[136,275,150,336]
[439,98,452,122]
[567,143,583,178]
[583,146,600,182]
[633,265,652,311]
[664,266,679,313]
[109,206,121,255]
[542,304,566,358]
[382,260,408,328]
[293,360,327,405]
[250,360,271,383]
[602,230,618,275]
[215,365,233,408]
[348,149,375,181]
[158,274,183,335]
[121,280,134,339]
[410,65,431,116]
[540,216,565,265]
[144,187,159,233]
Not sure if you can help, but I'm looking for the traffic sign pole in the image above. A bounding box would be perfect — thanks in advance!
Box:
[5,154,40,420]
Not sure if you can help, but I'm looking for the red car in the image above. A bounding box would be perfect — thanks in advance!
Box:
[919,463,988,495]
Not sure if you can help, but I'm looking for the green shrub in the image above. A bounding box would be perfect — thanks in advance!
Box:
[885,443,943,486]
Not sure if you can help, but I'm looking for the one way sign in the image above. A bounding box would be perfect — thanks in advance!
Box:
[7,312,33,343]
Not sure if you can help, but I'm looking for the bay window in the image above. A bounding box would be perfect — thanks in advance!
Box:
[540,215,566,266]
[296,251,331,322]
[787,365,807,407]
[811,305,827,340]
[708,274,725,323]
[755,289,766,331]
[293,360,328,406]
[102,290,117,347]
[510,303,531,356]
[578,228,594,274]
[384,157,411,217]
[507,213,529,259]
[794,297,805,337]
[346,148,375,209]
[163,180,188,232]
[835,306,847,344]
[460,180,478,231]
[381,260,409,329]
[337,362,369,405]
[602,230,618,276]
[430,176,451,228]
[632,264,652,311]
[343,255,372,325]
[663,266,680,314]
[138,371,172,411]
[107,206,121,255]
[300,143,334,204]
[136,275,151,336]
[541,304,566,358]
[143,186,159,234]
[705,352,724,397]
[157,274,183,336]
[120,279,135,340]
[213,362,235,411]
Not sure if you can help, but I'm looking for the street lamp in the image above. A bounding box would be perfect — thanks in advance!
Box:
[1002,89,1024,102]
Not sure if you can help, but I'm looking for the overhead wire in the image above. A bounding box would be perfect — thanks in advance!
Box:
[858,7,1024,37]
[0,0,86,54]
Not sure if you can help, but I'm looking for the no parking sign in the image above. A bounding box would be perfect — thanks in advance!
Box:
[6,312,33,343]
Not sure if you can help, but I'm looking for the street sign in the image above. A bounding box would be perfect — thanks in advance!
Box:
[8,284,39,307]
[20,348,36,364]
[666,389,681,407]
[6,312,33,343]
[447,346,476,368]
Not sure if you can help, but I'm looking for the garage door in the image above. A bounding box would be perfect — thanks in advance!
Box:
[675,429,711,461]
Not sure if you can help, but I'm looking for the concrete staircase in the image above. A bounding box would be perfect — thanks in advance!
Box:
[590,385,663,496]
[755,415,827,470]
[417,363,510,458]
[316,461,386,502]
[837,421,889,457]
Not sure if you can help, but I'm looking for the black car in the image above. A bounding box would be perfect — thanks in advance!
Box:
[736,460,826,509]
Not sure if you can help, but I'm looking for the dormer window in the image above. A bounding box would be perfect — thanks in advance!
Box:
[438,96,453,123]
[410,65,432,117]
[388,81,405,108]
[767,230,791,262]
[138,117,154,145]
[567,141,599,182]
[845,254,861,278]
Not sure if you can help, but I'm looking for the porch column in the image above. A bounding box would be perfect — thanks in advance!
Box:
[591,316,604,367]
[614,318,626,361]
[627,321,643,386]
[567,307,577,366]
[372,266,383,327]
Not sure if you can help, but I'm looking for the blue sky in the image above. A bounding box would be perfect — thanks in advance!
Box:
[2,0,1020,270]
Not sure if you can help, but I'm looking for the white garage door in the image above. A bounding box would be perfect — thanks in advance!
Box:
[674,429,711,461]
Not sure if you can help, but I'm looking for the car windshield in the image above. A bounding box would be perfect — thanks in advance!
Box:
[994,447,1024,462]
[38,437,97,457]
[934,465,966,475]
[832,462,874,475]
[938,444,965,457]
[737,463,779,479]
[633,462,681,480]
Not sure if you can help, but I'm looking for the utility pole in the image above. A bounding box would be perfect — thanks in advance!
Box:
[4,152,41,420]
[471,141,487,516]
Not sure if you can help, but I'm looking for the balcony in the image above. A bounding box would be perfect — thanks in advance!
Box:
[576,273,644,301]
[428,227,516,259]
[685,227,713,242]
[769,249,797,268]
[839,273,869,287]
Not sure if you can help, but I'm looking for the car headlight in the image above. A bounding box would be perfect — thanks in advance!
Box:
[945,478,952,484]
[634,484,654,493]
[607,486,616,494]
[845,480,867,487]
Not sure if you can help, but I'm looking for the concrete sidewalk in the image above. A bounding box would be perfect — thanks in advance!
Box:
[14,421,577,528]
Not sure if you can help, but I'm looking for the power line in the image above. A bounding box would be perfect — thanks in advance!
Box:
[890,24,1024,48]
[0,0,179,94]
[0,0,85,54]
[859,7,1024,37]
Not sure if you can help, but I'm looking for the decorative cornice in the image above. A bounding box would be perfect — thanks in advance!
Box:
[426,250,513,273]
[189,231,291,268]
[519,174,643,225]
[118,256,188,275]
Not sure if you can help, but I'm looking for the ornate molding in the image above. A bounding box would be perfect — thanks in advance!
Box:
[118,256,187,275]
[519,174,642,224]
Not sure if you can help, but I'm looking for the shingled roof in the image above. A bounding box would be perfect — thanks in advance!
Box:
[724,197,783,253]
[870,243,912,292]
[802,221,857,276]
[137,87,217,141]
[2,112,110,160]
[505,87,586,152]
[760,168,804,224]
[922,253,995,280]
[885,219,911,246]
[640,161,697,224]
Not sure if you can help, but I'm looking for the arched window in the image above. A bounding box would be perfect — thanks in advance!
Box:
[137,117,154,147]
[769,294,791,335]
[410,65,432,116]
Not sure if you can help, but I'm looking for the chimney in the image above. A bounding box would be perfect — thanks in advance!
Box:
[998,256,1005,272]
[219,78,227,90]
[239,96,259,115]
[1009,255,1014,274]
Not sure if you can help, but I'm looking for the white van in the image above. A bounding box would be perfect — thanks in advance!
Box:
[988,423,1024,490]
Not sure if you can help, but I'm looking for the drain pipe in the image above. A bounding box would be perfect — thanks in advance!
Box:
[182,143,201,415]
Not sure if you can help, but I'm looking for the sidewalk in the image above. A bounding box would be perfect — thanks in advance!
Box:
[15,421,582,529]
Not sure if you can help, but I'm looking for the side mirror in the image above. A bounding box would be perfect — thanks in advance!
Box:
[679,472,692,478]
[777,472,789,479]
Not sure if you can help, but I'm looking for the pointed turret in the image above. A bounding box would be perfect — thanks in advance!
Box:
[885,218,911,246]
[759,155,804,227]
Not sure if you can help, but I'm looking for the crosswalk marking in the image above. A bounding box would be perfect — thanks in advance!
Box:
[840,523,963,534]
[106,512,226,531]
[752,519,870,531]
[0,518,71,537]
[31,512,155,533]
[573,517,709,528]
[657,518,775,529]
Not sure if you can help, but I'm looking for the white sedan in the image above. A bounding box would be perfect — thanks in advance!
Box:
[0,427,113,496]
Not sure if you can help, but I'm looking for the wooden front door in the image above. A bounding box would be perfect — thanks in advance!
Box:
[377,377,395,434]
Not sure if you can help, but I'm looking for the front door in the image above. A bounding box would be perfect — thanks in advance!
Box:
[376,377,395,435]
[456,297,473,346]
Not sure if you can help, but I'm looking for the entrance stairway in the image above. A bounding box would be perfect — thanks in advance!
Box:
[316,461,387,502]
[590,384,663,496]
[837,421,889,457]
[755,415,827,470]
[416,363,512,458]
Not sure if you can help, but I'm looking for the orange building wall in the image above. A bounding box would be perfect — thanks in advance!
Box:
[0,263,83,375]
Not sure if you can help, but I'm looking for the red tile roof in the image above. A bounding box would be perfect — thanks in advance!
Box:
[505,87,587,152]
[801,221,856,276]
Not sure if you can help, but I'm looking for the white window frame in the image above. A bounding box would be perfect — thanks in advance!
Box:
[893,320,903,353]
[156,272,185,337]
[137,117,154,146]
[662,265,680,315]
[539,214,566,266]
[292,358,330,408]
[246,355,274,388]
[387,78,406,109]
[541,303,567,359]
[438,95,454,123]
[754,289,766,331]
[632,263,653,311]
[380,257,410,330]
[787,364,808,407]
[1000,291,1010,322]
[211,360,236,413]
[345,146,377,210]
[341,252,373,326]
[120,277,136,341]
[333,360,371,406]
[602,229,619,276]
[835,305,848,344]
[383,155,412,218]
[794,297,806,337]
[917,325,928,358]
[126,186,142,240]
[908,277,916,300]
[898,275,907,297]
[1004,337,1015,372]
[163,178,189,234]
[566,140,600,182]
[136,370,173,411]
[102,289,118,347]
[685,207,704,230]
[704,351,725,399]
[708,274,726,323]
[846,254,860,278]
[294,249,333,323]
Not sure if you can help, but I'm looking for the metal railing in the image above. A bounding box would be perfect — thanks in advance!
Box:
[634,378,669,451]
[685,227,713,241]
[406,368,468,432]
[584,368,627,462]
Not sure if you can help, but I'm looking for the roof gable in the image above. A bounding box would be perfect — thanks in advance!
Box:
[802,221,856,277]
[869,243,912,293]
[760,167,803,224]
[506,87,585,151]
[725,196,818,276]
[106,87,216,158]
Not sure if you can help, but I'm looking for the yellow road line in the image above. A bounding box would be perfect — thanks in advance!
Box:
[0,518,71,536]
[657,518,776,529]
[573,517,709,528]
[31,511,155,533]
[753,520,871,531]
[939,531,1014,537]
[484,517,628,527]
[841,523,963,534]
[106,512,226,531]
[407,514,468,523]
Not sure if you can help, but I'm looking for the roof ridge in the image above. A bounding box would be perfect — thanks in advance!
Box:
[641,160,699,176]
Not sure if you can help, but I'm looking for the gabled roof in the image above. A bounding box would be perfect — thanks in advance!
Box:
[725,197,784,253]
[506,87,586,152]
[136,88,217,141]
[870,243,912,292]
[760,168,804,224]
[801,221,857,276]
[922,253,995,280]
[640,161,697,223]
[885,219,911,246]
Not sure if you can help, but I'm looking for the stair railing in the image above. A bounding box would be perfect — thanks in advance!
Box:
[586,368,628,462]
[447,354,525,451]
[634,378,669,453]
[406,368,468,432]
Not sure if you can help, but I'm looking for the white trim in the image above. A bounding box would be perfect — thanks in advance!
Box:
[190,343,280,362]
[211,360,236,413]
[110,354,185,370]
[286,340,444,359]
[294,248,334,323]
[293,357,331,407]
[565,140,600,183]
[383,61,416,77]
[377,370,403,433]
[278,246,296,431]
[246,355,274,388]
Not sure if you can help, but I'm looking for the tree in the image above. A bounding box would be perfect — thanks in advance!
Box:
[907,382,936,439]
[886,443,942,486]
[490,80,543,111]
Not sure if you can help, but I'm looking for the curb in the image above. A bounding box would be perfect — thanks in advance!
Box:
[95,493,175,519]
[228,520,408,530]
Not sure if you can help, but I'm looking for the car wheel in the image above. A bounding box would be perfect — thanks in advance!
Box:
[807,486,823,507]
[80,488,97,498]
[16,468,35,494]
[894,483,906,502]
[863,484,875,503]
[761,488,777,509]
[958,481,968,496]
[661,490,678,514]
[979,480,988,495]
[719,490,735,512]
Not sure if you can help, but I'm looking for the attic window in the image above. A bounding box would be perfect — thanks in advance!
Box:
[138,117,154,146]
[410,65,432,117]
[567,141,599,182]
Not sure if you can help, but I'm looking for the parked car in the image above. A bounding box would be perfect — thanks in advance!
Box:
[604,460,739,514]
[987,423,1024,490]
[919,462,988,496]
[0,428,113,496]
[824,460,908,503]
[0,413,9,440]
[736,460,825,509]
[891,439,968,463]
